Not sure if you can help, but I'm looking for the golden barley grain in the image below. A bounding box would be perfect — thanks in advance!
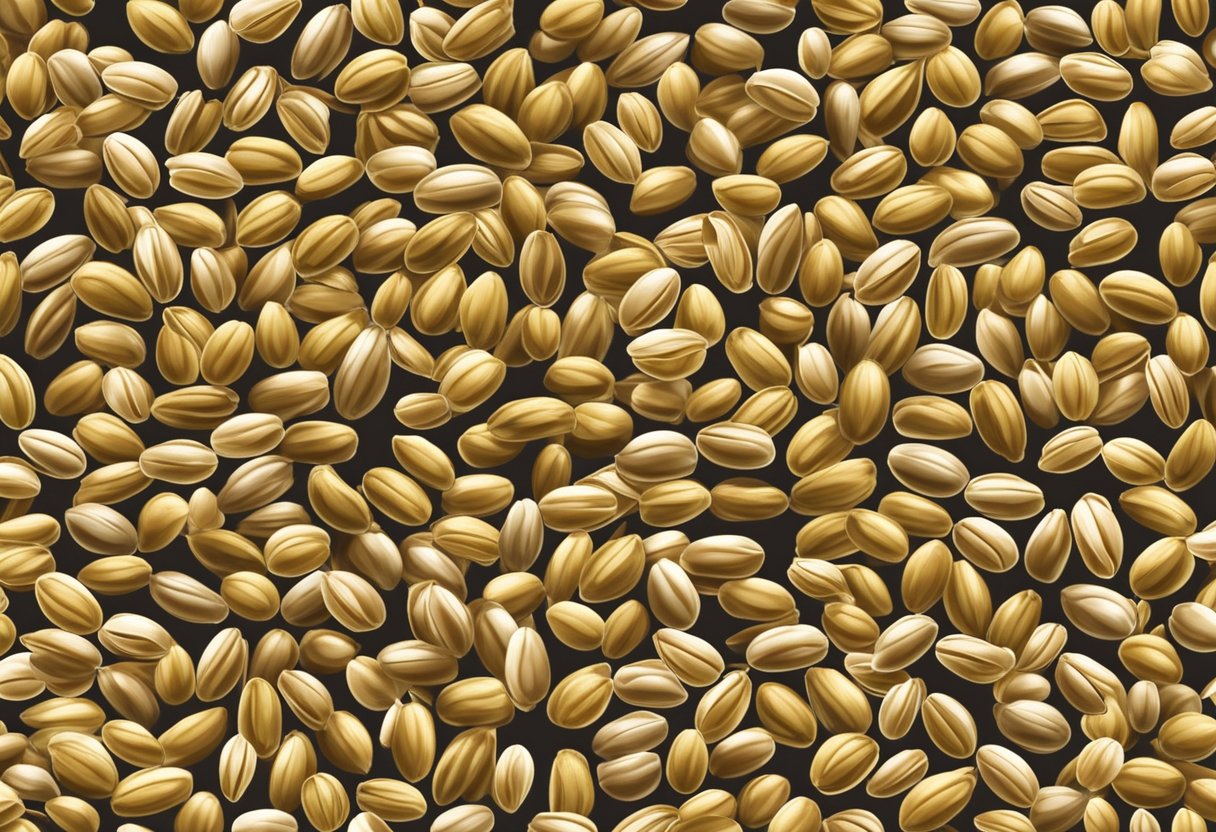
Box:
[110,766,193,817]
[1112,758,1187,809]
[898,767,977,832]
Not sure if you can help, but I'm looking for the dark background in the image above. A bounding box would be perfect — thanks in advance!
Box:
[1,0,1214,830]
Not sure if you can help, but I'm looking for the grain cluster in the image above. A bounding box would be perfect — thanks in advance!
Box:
[0,0,1214,831]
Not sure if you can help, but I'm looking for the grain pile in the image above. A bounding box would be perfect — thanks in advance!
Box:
[0,0,1214,831]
